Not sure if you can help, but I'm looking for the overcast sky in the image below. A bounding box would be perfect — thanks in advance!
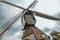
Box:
[0,0,60,40]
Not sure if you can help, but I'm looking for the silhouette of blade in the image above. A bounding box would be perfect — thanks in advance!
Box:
[0,12,23,38]
[33,10,60,20]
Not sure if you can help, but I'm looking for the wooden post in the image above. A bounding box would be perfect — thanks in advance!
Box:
[22,26,48,40]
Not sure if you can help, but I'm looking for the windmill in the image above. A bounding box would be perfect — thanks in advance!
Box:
[0,0,60,40]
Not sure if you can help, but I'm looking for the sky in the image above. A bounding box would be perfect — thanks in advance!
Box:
[0,0,60,40]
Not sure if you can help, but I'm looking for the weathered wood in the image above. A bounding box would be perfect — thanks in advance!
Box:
[31,26,48,40]
[22,27,33,39]
[22,26,49,40]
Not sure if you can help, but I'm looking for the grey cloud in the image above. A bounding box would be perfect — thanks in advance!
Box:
[50,12,60,32]
[1,20,23,40]
[43,27,51,32]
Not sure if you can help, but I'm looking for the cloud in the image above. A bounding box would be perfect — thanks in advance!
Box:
[8,31,23,40]
[1,30,23,40]
[43,27,51,32]
[52,12,60,32]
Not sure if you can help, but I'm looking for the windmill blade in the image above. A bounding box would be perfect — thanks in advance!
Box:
[1,0,38,10]
[30,0,38,8]
[0,11,24,38]
[32,10,60,20]
[1,1,60,20]
[1,1,26,10]
[27,0,38,9]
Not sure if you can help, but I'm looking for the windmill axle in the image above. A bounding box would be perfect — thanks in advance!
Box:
[21,11,36,30]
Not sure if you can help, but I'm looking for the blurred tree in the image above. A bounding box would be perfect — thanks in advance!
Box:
[50,31,60,40]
